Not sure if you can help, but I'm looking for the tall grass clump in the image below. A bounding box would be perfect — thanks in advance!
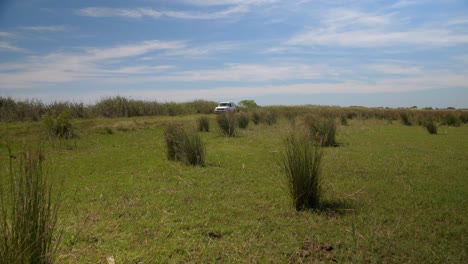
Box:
[43,111,76,139]
[181,132,206,166]
[197,116,210,132]
[0,147,61,264]
[263,111,278,126]
[252,111,262,125]
[305,115,337,147]
[164,124,185,161]
[425,120,438,134]
[444,113,461,127]
[164,124,206,166]
[341,115,348,126]
[237,113,250,129]
[279,131,323,211]
[216,113,236,137]
[400,112,412,126]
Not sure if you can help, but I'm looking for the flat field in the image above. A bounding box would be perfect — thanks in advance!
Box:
[1,115,467,263]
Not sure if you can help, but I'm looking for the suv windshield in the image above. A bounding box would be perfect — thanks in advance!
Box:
[219,103,230,106]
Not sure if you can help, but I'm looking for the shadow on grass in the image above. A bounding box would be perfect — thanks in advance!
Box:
[317,199,356,217]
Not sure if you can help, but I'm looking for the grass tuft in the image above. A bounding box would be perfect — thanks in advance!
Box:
[305,115,337,147]
[0,146,61,264]
[181,132,206,166]
[197,116,210,132]
[164,124,206,166]
[425,120,438,134]
[252,111,262,125]
[279,131,323,210]
[43,111,76,139]
[444,113,461,127]
[164,124,185,161]
[216,113,236,137]
[400,112,412,126]
[237,113,250,129]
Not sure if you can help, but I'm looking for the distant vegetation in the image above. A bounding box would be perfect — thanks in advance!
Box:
[1,97,467,127]
[0,96,217,122]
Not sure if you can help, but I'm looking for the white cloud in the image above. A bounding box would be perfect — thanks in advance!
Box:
[179,0,278,6]
[0,40,183,88]
[0,32,14,37]
[76,6,248,20]
[390,0,426,9]
[142,63,325,82]
[161,42,240,57]
[0,41,26,52]
[19,25,69,32]
[285,7,468,48]
[366,64,422,75]
[288,28,468,47]
[322,8,394,29]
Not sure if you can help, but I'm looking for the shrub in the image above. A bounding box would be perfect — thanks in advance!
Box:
[197,116,210,132]
[164,124,185,161]
[279,131,323,210]
[400,112,412,126]
[237,113,250,129]
[425,120,438,134]
[445,113,461,127]
[460,112,468,124]
[164,124,206,166]
[341,115,348,126]
[181,132,206,166]
[217,113,236,137]
[0,147,61,263]
[252,111,262,125]
[263,111,277,126]
[43,111,76,139]
[305,115,337,147]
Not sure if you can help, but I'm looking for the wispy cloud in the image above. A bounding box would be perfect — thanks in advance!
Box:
[0,40,183,88]
[0,32,26,52]
[179,0,278,6]
[19,25,70,32]
[390,0,426,9]
[76,5,248,20]
[286,8,468,48]
[0,41,27,52]
[146,63,325,82]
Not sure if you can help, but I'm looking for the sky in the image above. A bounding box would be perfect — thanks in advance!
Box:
[0,0,467,108]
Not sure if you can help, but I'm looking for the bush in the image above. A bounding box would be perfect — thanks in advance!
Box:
[305,115,337,147]
[445,113,461,127]
[460,112,468,124]
[0,147,61,263]
[164,124,206,166]
[181,132,206,166]
[341,115,348,126]
[217,113,236,137]
[252,111,262,125]
[425,120,438,134]
[197,116,210,132]
[237,113,250,129]
[279,131,323,210]
[43,111,76,139]
[164,124,185,161]
[263,111,277,126]
[400,112,412,126]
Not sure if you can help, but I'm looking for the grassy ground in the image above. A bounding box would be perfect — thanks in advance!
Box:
[1,116,467,263]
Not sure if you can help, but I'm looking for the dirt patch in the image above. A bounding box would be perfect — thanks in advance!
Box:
[289,240,337,263]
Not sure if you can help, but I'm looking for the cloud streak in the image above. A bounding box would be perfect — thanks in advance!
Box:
[286,8,468,48]
[76,5,248,20]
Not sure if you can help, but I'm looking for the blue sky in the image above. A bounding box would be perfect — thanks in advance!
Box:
[0,0,467,108]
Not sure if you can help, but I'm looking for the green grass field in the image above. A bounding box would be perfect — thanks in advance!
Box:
[1,115,467,263]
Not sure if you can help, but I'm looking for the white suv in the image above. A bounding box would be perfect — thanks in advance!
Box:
[214,102,237,113]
